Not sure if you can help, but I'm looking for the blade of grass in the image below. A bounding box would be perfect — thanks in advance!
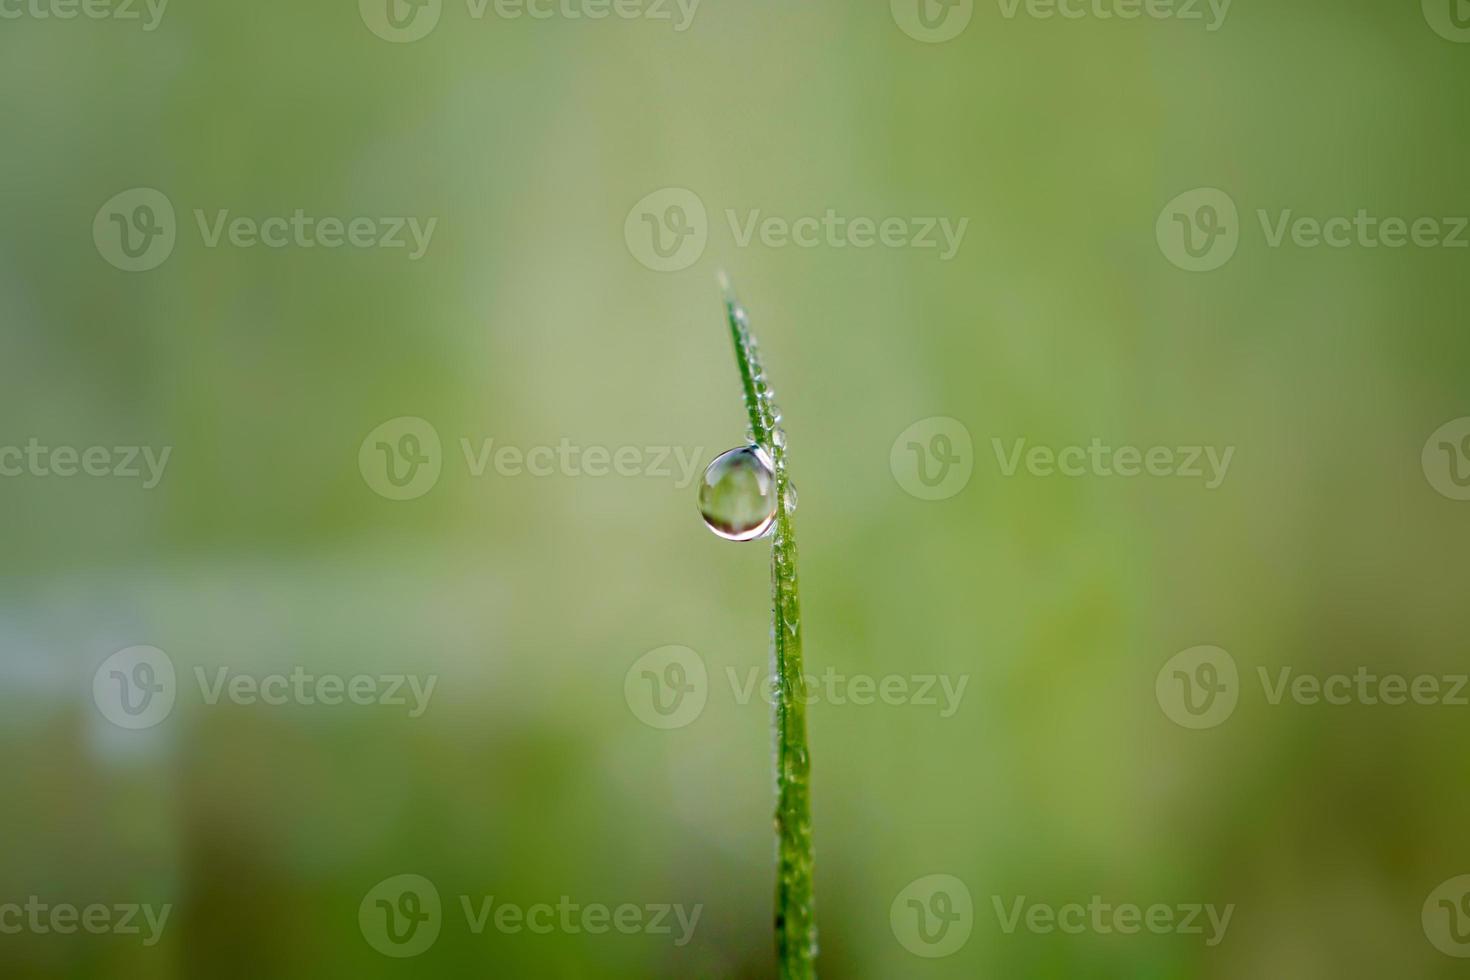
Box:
[718,274,816,978]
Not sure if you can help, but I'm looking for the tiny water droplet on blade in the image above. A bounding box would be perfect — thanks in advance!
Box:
[698,446,778,542]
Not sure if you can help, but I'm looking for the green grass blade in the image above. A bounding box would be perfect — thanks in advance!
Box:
[719,275,817,978]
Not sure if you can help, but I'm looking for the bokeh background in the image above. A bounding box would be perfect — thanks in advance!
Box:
[3,0,1470,976]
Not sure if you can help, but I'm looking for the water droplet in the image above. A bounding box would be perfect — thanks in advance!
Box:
[783,481,798,513]
[781,593,799,626]
[698,446,778,542]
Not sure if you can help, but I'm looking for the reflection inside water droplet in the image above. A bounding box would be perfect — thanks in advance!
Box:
[698,446,777,542]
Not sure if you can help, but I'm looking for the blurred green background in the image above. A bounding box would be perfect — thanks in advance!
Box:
[3,0,1470,976]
